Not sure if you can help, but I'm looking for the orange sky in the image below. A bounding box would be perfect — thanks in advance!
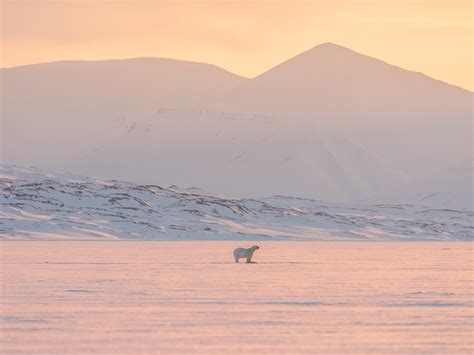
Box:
[1,0,472,90]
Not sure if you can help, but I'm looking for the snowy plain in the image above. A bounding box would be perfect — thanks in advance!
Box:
[1,241,473,354]
[1,166,471,353]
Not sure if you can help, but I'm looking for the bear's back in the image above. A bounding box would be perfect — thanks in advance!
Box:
[233,247,249,257]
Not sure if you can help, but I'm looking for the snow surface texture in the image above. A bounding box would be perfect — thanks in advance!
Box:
[1,166,472,241]
[2,242,473,354]
[2,43,472,208]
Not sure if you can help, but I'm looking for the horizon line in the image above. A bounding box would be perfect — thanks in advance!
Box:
[1,42,472,93]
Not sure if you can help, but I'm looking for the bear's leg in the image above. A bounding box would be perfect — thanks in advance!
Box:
[246,255,252,263]
[234,255,239,263]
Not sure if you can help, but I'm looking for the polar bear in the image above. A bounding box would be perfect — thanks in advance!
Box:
[233,245,260,263]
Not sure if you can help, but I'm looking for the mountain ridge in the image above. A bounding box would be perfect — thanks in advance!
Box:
[250,42,471,93]
[1,56,247,82]
[222,42,472,117]
[2,42,471,93]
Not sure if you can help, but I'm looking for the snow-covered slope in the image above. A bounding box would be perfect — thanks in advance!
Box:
[220,43,473,207]
[16,105,466,208]
[1,166,472,241]
[1,44,472,208]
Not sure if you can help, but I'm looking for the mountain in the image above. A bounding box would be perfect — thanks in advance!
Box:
[1,57,245,165]
[223,43,471,118]
[1,44,472,208]
[1,165,471,241]
[220,43,473,207]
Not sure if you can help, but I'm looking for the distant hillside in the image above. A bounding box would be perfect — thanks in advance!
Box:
[1,166,471,241]
[1,44,472,208]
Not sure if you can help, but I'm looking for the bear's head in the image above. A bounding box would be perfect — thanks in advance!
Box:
[252,245,260,250]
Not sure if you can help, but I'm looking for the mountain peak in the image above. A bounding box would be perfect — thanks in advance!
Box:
[248,42,374,82]
[293,42,369,62]
[312,42,348,49]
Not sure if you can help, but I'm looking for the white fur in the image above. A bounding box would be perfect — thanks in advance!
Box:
[233,245,260,263]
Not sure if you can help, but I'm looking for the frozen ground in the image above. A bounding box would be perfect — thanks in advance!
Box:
[1,242,472,354]
[1,166,472,241]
